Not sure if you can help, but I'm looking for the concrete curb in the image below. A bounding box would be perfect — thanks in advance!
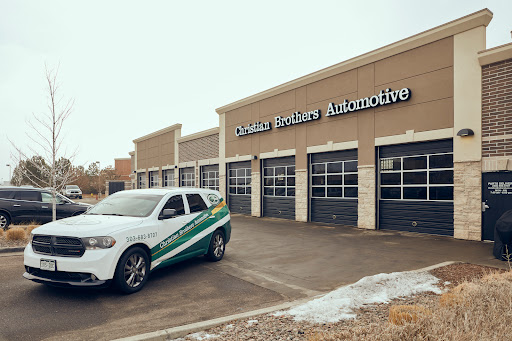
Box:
[113,261,457,341]
[0,247,25,254]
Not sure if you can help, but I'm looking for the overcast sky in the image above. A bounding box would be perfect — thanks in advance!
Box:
[1,0,511,183]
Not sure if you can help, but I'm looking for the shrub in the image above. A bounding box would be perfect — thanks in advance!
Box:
[6,227,26,241]
[388,305,430,325]
[26,225,39,235]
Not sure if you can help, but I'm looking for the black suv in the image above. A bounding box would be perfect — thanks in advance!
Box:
[0,187,91,229]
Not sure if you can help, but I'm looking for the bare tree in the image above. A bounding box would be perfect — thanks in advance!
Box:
[9,64,77,221]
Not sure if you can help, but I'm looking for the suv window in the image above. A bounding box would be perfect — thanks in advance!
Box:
[0,191,14,199]
[162,195,185,216]
[41,192,53,203]
[15,191,41,202]
[186,193,208,213]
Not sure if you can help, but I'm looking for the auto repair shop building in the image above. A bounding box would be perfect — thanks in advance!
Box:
[132,9,512,242]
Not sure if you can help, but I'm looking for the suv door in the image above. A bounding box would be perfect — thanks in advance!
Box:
[12,190,44,224]
[182,193,210,254]
[155,194,191,263]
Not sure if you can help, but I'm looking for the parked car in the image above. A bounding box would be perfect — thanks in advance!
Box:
[62,185,82,199]
[23,188,231,294]
[0,187,91,229]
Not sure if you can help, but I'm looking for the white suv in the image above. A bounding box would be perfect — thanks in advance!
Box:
[62,185,82,199]
[23,188,231,294]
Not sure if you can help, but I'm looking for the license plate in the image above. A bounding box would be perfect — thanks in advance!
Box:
[40,259,56,271]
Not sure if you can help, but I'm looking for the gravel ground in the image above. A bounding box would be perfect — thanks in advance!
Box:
[172,263,505,341]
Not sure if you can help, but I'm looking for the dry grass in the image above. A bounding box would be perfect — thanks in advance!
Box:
[0,229,3,237]
[388,305,431,325]
[307,270,512,341]
[26,224,39,236]
[5,227,27,241]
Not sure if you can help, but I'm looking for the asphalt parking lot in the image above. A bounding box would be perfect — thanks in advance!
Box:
[0,214,506,340]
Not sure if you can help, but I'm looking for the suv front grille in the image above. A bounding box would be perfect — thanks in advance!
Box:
[32,235,85,257]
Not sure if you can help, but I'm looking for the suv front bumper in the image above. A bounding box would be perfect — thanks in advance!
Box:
[23,267,110,287]
[23,244,118,284]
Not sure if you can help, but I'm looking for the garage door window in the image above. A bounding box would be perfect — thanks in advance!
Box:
[263,165,295,197]
[181,172,195,187]
[311,160,358,198]
[163,170,174,187]
[138,173,146,189]
[149,171,159,188]
[202,170,219,191]
[380,153,453,201]
[229,168,251,195]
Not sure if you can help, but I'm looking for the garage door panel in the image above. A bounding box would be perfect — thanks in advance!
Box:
[379,200,453,236]
[228,195,251,215]
[311,198,357,226]
[263,197,295,220]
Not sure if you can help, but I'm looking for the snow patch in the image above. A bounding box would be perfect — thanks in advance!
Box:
[276,270,442,323]
[247,319,258,326]
[188,332,218,340]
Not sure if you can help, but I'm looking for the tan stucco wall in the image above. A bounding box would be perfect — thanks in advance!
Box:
[136,130,176,171]
[224,37,455,167]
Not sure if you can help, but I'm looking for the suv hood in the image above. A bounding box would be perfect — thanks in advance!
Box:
[33,215,144,237]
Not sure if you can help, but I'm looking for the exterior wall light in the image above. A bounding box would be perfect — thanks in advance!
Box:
[252,155,258,160]
[457,128,474,137]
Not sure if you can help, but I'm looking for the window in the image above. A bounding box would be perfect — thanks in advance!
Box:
[0,191,14,199]
[380,152,453,201]
[163,170,174,187]
[310,160,358,199]
[15,191,41,202]
[186,193,208,213]
[162,195,185,215]
[263,165,295,197]
[41,192,53,203]
[181,170,195,187]
[201,170,219,191]
[228,167,251,195]
[138,173,146,189]
[149,171,159,188]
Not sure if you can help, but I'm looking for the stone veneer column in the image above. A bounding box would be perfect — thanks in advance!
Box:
[219,174,226,199]
[453,161,482,240]
[358,165,376,229]
[251,172,261,217]
[295,169,308,222]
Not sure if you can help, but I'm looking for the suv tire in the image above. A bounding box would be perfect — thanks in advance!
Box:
[0,212,10,230]
[206,230,225,262]
[114,247,150,294]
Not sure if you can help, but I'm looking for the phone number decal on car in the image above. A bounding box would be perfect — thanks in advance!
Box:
[126,232,157,242]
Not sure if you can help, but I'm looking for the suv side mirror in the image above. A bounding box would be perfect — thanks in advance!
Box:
[159,208,177,220]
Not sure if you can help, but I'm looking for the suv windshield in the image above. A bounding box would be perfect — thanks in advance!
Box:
[86,193,163,217]
[67,185,79,189]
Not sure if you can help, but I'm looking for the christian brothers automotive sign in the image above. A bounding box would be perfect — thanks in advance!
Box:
[235,88,411,137]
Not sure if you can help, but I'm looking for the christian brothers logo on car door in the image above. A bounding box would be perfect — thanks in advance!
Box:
[150,199,228,262]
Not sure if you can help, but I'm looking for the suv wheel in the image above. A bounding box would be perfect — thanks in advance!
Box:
[206,230,225,262]
[114,247,150,294]
[0,212,10,230]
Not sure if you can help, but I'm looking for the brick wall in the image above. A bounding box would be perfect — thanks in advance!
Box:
[179,133,219,163]
[482,58,512,158]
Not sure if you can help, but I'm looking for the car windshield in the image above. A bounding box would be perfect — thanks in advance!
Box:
[67,185,79,189]
[86,193,164,217]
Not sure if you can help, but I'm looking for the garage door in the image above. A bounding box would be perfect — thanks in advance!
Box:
[180,167,195,187]
[227,161,251,214]
[378,139,454,236]
[263,156,295,220]
[310,150,358,226]
[200,165,219,191]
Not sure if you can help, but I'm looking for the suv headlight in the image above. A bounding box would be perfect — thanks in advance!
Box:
[82,236,116,250]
